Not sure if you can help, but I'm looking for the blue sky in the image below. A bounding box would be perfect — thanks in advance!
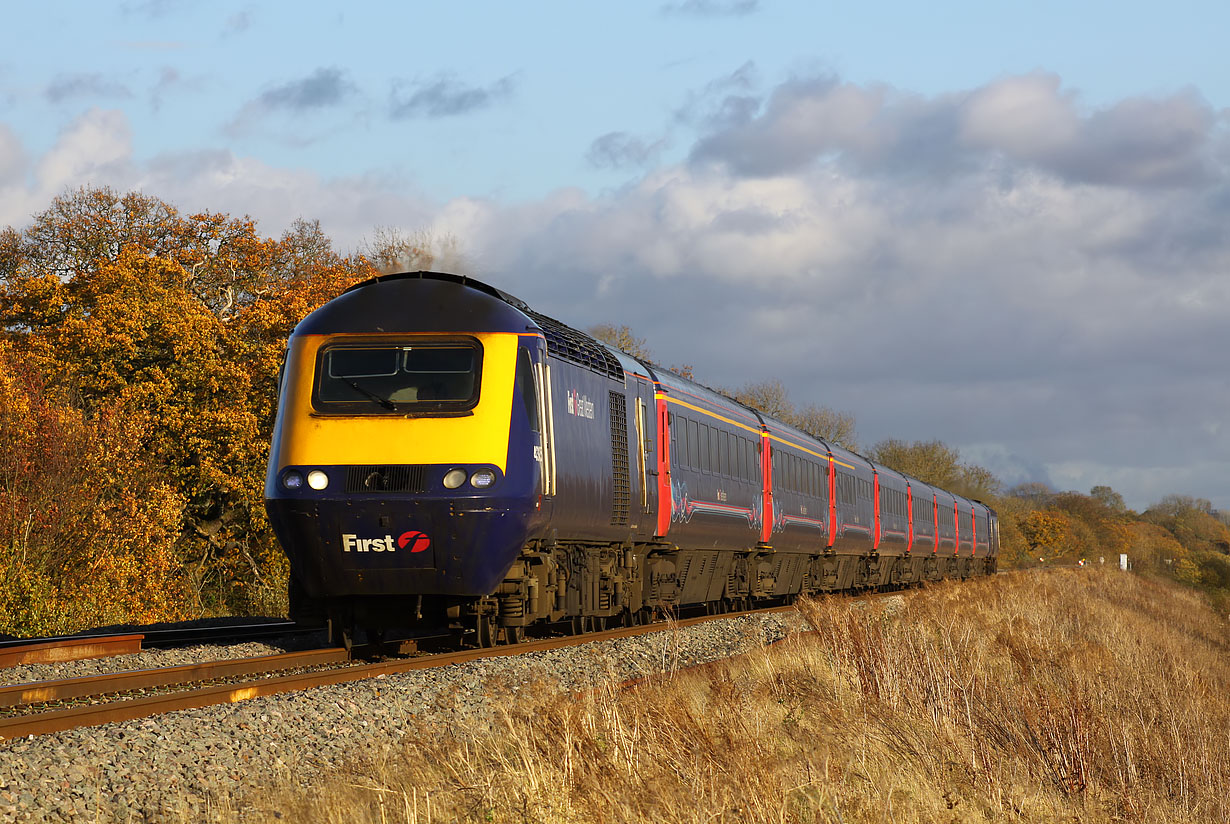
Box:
[11,1,1227,199]
[4,1,1230,512]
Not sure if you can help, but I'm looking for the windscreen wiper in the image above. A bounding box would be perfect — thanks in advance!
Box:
[343,377,397,411]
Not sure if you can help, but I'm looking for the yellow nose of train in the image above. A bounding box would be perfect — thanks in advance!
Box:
[264,273,549,612]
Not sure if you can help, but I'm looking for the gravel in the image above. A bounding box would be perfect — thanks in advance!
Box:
[0,611,806,822]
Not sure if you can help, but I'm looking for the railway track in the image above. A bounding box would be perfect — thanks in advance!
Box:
[0,604,795,741]
[0,621,315,667]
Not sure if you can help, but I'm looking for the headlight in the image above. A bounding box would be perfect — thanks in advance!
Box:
[282,470,305,490]
[470,469,496,489]
[443,469,467,489]
[307,470,330,490]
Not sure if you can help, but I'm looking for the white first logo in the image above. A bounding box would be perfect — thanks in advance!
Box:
[342,533,395,552]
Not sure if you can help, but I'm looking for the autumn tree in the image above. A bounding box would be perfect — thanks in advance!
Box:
[590,323,653,360]
[1,186,374,623]
[1090,484,1127,513]
[869,439,999,500]
[731,378,857,449]
[733,379,793,419]
[359,226,467,275]
[1142,495,1230,556]
[790,403,858,449]
[1008,482,1055,507]
[0,340,188,635]
[1018,511,1070,559]
[1048,491,1131,557]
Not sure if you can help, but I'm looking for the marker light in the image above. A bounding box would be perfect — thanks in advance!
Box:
[470,470,497,489]
[307,470,330,490]
[282,470,305,490]
[443,469,467,489]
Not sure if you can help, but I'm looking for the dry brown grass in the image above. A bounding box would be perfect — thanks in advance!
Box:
[238,570,1230,823]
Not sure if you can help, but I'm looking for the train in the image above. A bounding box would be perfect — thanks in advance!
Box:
[264,271,999,648]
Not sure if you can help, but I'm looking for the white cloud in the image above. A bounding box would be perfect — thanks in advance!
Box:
[960,73,1080,157]
[0,124,24,187]
[34,109,134,199]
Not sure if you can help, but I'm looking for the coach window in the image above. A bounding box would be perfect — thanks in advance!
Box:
[687,418,699,469]
[518,349,539,432]
[673,415,685,468]
[838,473,851,505]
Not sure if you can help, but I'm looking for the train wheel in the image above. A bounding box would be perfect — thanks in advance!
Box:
[475,614,496,648]
[503,625,524,645]
[329,618,356,652]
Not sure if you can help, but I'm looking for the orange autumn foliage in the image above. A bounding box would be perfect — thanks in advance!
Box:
[0,340,189,635]
[0,187,375,633]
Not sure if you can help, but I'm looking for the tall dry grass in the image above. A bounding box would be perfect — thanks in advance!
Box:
[239,570,1230,823]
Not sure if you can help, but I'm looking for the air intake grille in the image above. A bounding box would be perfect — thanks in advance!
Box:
[524,310,625,381]
[609,391,630,526]
[345,465,429,494]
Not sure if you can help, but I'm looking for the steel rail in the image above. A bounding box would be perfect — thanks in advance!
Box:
[0,635,144,668]
[0,605,795,740]
[0,621,310,660]
[0,647,352,709]
[139,621,306,648]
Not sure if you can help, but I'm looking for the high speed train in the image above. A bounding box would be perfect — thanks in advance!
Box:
[264,271,998,647]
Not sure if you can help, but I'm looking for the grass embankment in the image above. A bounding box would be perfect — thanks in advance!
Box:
[246,570,1230,823]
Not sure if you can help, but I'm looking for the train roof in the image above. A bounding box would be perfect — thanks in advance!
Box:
[294,271,536,336]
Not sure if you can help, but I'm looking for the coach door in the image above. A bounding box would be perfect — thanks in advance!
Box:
[631,374,658,537]
[526,345,556,518]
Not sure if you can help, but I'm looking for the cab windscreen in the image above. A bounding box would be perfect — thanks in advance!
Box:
[313,340,482,414]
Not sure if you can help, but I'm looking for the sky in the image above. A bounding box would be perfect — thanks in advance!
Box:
[3,1,1230,512]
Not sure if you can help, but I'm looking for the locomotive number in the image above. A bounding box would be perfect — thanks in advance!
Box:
[716,489,727,502]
